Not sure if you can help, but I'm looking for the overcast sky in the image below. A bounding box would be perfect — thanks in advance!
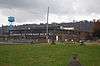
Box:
[0,0,100,26]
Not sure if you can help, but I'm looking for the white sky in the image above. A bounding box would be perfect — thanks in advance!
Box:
[0,0,100,26]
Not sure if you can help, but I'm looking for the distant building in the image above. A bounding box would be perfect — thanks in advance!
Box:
[0,20,97,42]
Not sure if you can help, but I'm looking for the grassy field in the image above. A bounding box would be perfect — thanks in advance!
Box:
[0,44,100,66]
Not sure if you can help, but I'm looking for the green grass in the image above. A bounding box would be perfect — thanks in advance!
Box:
[0,44,100,66]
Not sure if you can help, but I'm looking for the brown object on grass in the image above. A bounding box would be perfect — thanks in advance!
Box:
[68,54,82,66]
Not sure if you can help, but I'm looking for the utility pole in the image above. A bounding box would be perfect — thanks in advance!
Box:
[46,7,49,43]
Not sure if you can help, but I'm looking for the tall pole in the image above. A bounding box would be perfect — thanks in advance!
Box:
[46,7,49,43]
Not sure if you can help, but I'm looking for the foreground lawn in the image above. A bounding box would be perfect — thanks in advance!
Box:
[0,44,100,66]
